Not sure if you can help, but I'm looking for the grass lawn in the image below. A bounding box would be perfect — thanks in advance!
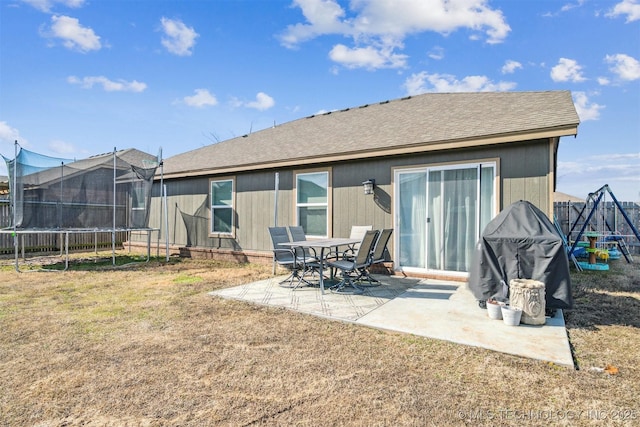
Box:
[1,252,638,426]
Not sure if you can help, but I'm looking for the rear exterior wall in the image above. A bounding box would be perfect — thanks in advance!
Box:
[140,139,553,260]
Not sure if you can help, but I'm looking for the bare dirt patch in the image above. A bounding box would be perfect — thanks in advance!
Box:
[1,252,638,426]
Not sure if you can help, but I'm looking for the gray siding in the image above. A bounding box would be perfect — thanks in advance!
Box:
[332,158,393,239]
[142,138,553,256]
[500,140,552,214]
[236,170,292,251]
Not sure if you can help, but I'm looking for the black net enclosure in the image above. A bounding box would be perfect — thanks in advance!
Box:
[468,200,573,310]
[2,146,159,230]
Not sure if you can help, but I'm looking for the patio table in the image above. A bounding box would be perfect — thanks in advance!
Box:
[280,237,361,294]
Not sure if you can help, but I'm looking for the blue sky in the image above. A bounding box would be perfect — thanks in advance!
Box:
[1,0,639,201]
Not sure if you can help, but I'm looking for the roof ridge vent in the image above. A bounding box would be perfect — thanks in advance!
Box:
[359,104,369,108]
[401,96,412,101]
[379,100,389,104]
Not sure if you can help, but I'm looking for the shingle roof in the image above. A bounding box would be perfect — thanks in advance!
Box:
[162,91,579,178]
[554,191,585,203]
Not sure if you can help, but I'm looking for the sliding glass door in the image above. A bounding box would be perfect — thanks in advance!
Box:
[396,163,495,275]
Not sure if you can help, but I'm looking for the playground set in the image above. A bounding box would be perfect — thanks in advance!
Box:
[566,185,640,271]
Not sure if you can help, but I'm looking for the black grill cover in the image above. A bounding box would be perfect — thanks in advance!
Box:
[468,200,573,309]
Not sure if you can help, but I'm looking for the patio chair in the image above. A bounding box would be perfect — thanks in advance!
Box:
[328,229,379,294]
[328,225,372,261]
[350,225,373,239]
[287,225,322,284]
[268,226,304,288]
[358,228,393,286]
[288,226,318,259]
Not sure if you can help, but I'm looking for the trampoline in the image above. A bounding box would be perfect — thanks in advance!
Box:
[1,143,165,271]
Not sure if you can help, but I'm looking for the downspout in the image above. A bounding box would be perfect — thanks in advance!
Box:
[273,172,279,275]
[549,137,559,219]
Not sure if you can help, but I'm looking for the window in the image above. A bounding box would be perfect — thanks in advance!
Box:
[131,181,146,211]
[296,171,329,237]
[210,178,234,234]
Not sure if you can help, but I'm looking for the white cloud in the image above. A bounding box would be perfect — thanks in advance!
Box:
[597,76,610,85]
[20,0,85,13]
[160,17,198,56]
[606,0,640,22]
[0,121,26,147]
[428,46,444,60]
[403,71,516,95]
[48,139,77,155]
[43,15,101,52]
[542,0,585,17]
[230,92,276,111]
[181,89,218,108]
[572,91,604,121]
[279,0,350,47]
[501,60,522,74]
[246,92,275,111]
[328,43,407,69]
[279,0,510,70]
[67,75,147,92]
[590,152,640,163]
[560,0,585,13]
[558,153,640,201]
[605,53,640,81]
[550,58,586,82]
[228,97,243,109]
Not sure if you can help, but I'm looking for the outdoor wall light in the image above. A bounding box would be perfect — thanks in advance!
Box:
[362,179,375,195]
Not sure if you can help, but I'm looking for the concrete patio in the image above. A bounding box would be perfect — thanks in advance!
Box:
[210,274,575,368]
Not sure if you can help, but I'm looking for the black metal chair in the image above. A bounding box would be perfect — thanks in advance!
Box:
[328,229,379,294]
[288,226,317,259]
[287,225,322,284]
[288,225,306,242]
[268,226,304,288]
[359,228,393,286]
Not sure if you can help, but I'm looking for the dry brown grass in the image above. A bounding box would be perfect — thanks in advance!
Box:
[1,252,639,426]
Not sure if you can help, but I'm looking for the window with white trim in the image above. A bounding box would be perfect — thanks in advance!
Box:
[210,178,234,234]
[296,171,328,238]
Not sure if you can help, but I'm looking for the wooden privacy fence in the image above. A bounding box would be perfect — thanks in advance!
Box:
[0,231,128,255]
[554,201,640,255]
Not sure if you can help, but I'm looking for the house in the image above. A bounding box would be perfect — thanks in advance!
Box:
[0,176,8,196]
[144,91,580,281]
[554,191,584,203]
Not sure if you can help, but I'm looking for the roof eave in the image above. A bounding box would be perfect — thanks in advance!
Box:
[158,124,579,180]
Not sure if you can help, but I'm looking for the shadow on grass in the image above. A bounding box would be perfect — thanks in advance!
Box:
[2,254,183,272]
[565,260,640,330]
[57,255,180,271]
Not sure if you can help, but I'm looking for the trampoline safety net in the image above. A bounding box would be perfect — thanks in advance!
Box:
[3,146,159,230]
